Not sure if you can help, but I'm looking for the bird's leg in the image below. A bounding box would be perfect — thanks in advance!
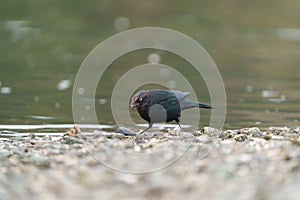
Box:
[138,122,153,135]
[177,122,181,129]
[171,120,182,135]
[175,119,182,129]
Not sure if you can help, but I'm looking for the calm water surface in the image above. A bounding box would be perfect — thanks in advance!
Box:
[0,0,299,132]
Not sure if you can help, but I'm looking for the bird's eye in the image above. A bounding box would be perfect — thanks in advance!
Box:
[138,97,143,102]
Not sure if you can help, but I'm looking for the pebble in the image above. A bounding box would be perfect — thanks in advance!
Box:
[64,136,84,144]
[116,127,136,136]
[234,134,248,142]
[240,127,261,135]
[29,140,37,145]
[268,126,290,136]
[271,135,285,140]
[262,133,272,140]
[285,133,299,140]
[201,127,221,136]
[193,130,203,136]
[252,131,263,138]
[293,127,300,134]
[220,130,237,139]
[0,126,299,199]
[64,125,81,136]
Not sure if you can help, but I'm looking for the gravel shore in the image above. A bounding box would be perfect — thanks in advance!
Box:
[1,126,300,200]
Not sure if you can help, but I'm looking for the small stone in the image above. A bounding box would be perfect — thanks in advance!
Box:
[285,133,299,140]
[64,125,81,136]
[220,130,237,139]
[262,133,272,140]
[293,127,300,134]
[271,135,285,140]
[240,127,261,135]
[201,127,221,136]
[65,136,84,144]
[193,130,203,136]
[116,127,136,136]
[30,140,37,145]
[234,134,248,142]
[252,131,263,138]
[103,132,113,139]
[267,126,290,136]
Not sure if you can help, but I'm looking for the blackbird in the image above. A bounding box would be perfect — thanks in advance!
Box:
[130,89,212,134]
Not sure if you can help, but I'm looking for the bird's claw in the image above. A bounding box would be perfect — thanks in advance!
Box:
[170,126,182,136]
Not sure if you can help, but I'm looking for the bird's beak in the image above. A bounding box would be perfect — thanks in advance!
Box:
[130,102,137,109]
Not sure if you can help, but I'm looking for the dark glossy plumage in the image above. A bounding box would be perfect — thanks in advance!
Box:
[130,89,211,134]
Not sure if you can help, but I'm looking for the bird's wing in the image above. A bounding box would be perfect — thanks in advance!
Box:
[148,90,188,108]
[171,90,190,101]
[170,90,195,110]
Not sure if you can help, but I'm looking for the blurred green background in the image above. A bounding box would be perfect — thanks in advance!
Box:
[0,0,299,128]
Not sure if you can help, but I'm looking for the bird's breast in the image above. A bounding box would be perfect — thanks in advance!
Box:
[137,105,151,122]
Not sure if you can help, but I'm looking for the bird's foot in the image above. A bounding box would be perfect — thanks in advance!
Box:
[170,126,181,136]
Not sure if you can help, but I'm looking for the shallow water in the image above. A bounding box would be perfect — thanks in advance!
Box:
[0,0,299,131]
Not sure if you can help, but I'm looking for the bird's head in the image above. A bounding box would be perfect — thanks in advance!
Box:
[130,90,149,109]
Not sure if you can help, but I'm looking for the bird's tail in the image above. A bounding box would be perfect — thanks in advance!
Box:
[181,100,212,110]
[198,102,212,109]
